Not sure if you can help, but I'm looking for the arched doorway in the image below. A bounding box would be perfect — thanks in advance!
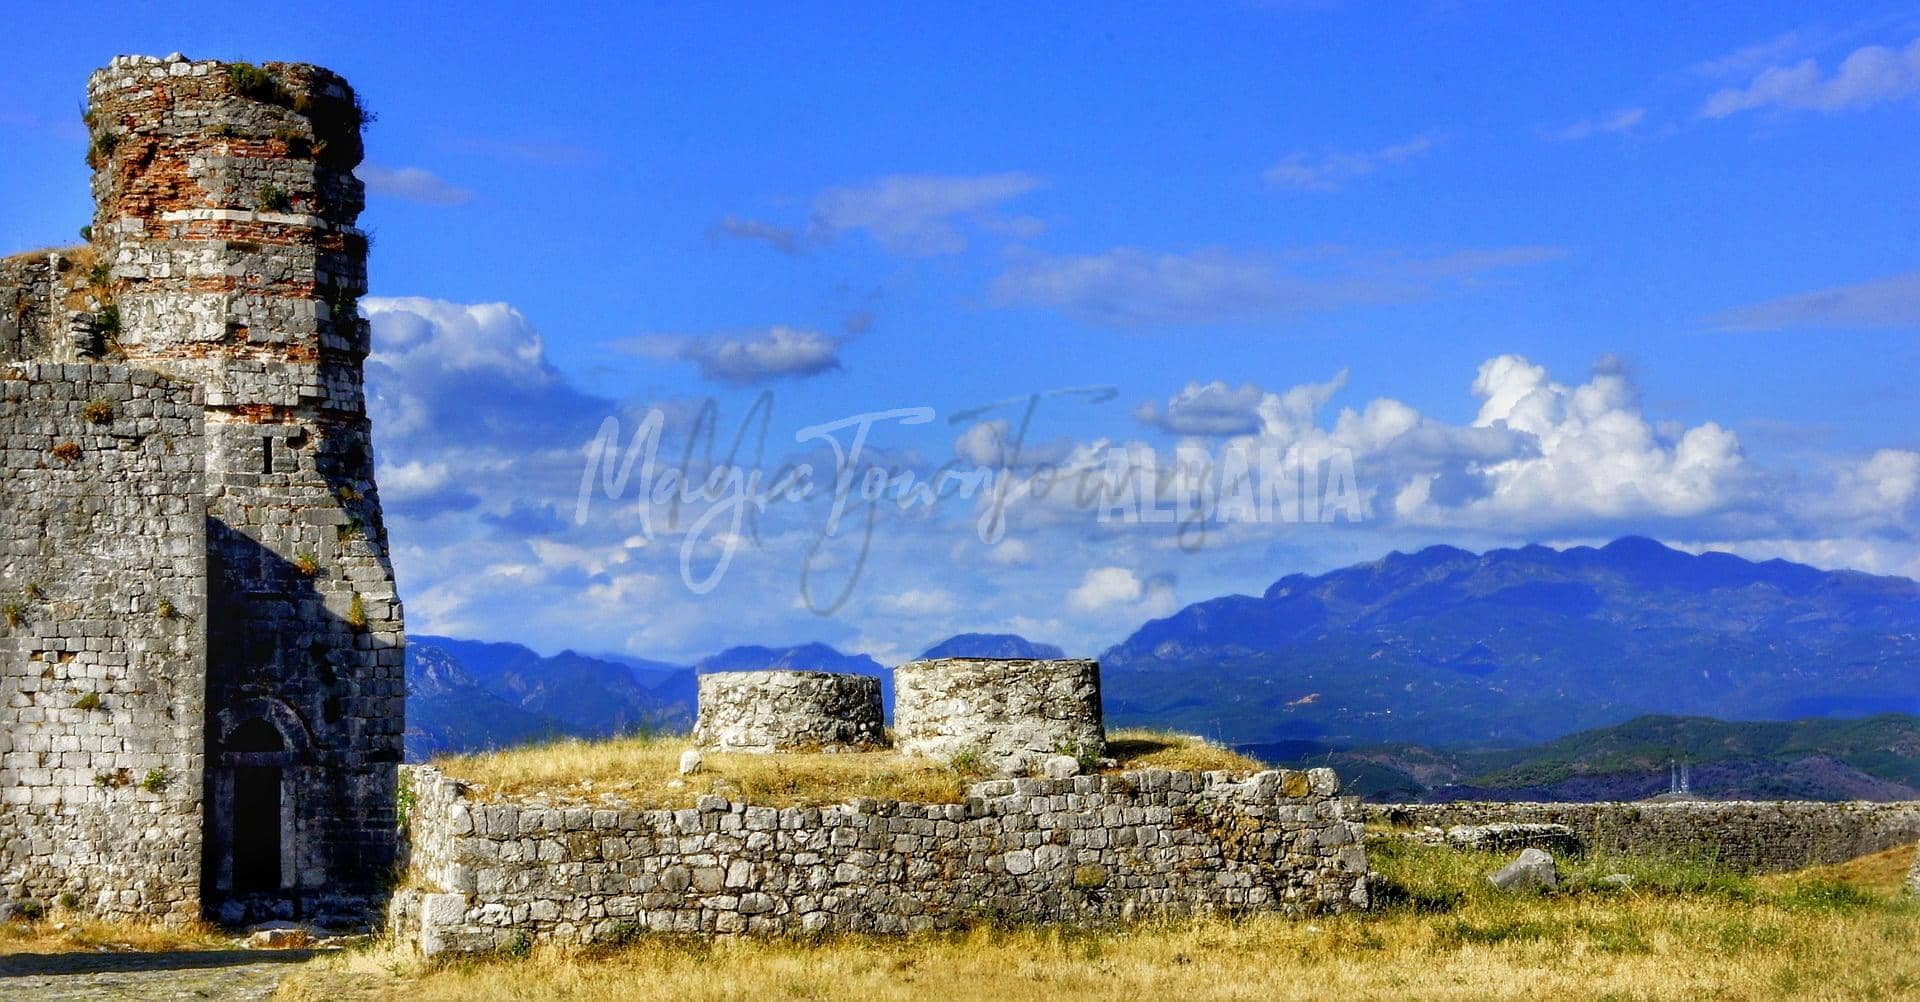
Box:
[226,718,285,892]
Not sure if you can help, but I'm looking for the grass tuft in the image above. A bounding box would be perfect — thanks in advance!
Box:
[432,729,1253,809]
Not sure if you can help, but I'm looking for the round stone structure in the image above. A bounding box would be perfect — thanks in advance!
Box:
[892,658,1104,770]
[691,670,886,753]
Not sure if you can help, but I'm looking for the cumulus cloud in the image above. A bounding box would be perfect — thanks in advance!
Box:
[626,326,846,384]
[1263,134,1440,192]
[1833,449,1920,521]
[1702,36,1920,118]
[1067,566,1177,618]
[990,245,1561,328]
[364,298,615,452]
[1390,355,1746,527]
[359,163,475,205]
[1543,107,1646,142]
[1710,269,1920,330]
[809,172,1046,255]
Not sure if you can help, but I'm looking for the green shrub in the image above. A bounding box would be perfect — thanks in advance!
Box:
[948,747,987,776]
[226,62,288,104]
[140,767,170,793]
[73,692,102,712]
[256,183,291,212]
[86,130,119,168]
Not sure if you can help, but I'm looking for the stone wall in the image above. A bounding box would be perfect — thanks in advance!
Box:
[1365,800,1920,873]
[893,658,1104,771]
[0,249,96,364]
[691,670,885,753]
[389,763,1370,953]
[0,362,207,920]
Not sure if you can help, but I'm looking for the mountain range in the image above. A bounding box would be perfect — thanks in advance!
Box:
[1245,713,1920,803]
[1099,536,1920,746]
[404,632,1034,758]
[405,537,1920,769]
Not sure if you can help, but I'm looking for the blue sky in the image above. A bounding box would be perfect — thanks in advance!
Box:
[5,2,1920,663]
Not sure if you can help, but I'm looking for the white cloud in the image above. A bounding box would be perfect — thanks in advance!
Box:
[1067,567,1176,618]
[1833,449,1920,521]
[1711,269,1920,330]
[1134,382,1267,436]
[1543,107,1646,142]
[809,172,1046,255]
[986,539,1033,566]
[359,163,474,205]
[1135,372,1352,438]
[378,459,454,501]
[877,588,959,617]
[1702,36,1920,118]
[990,245,1560,328]
[627,326,845,384]
[709,215,800,254]
[1263,134,1439,192]
[1392,354,1746,526]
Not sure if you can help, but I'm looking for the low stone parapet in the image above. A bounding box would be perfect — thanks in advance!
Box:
[1365,800,1920,873]
[389,763,1369,953]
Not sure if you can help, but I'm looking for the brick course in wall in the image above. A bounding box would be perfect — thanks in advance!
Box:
[389,763,1371,954]
[1365,800,1920,873]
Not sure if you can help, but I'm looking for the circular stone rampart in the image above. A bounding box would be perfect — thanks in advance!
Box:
[691,670,886,753]
[892,658,1104,768]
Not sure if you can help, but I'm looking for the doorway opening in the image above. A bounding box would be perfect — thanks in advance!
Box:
[226,717,286,893]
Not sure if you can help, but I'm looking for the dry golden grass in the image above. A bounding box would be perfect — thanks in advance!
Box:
[279,838,1920,1001]
[430,728,1259,809]
[0,913,230,955]
[1756,842,1915,895]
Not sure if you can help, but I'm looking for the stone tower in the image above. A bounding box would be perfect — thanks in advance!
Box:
[86,54,403,922]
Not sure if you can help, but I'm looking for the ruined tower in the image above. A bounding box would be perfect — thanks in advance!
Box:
[0,54,403,923]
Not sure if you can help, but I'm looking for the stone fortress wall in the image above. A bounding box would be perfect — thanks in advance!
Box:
[85,57,406,921]
[391,762,1369,955]
[391,657,1370,953]
[0,363,208,919]
[0,53,405,925]
[691,670,884,753]
[1366,800,1920,874]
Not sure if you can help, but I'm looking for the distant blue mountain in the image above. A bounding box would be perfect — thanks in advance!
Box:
[920,633,1067,660]
[1102,537,1920,747]
[405,636,693,759]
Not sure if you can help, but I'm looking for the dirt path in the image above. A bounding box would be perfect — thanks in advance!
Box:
[0,947,324,1000]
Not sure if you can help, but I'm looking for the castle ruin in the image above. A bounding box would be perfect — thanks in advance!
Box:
[0,54,404,925]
